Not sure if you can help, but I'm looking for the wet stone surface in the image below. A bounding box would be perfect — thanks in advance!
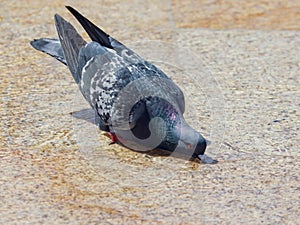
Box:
[1,0,299,224]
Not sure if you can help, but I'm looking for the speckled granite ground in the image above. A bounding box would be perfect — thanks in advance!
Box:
[1,0,299,224]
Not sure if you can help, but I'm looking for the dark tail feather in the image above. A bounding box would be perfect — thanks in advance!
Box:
[30,38,67,65]
[54,14,86,83]
[66,6,113,49]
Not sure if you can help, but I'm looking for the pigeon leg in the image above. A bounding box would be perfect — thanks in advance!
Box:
[108,132,118,145]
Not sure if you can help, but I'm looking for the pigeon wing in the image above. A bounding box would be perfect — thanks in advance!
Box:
[30,38,67,65]
[65,6,185,113]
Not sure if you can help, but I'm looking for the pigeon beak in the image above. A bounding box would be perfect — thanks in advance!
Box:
[173,138,218,164]
[197,154,218,164]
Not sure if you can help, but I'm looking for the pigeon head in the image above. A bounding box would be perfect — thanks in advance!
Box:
[171,118,205,155]
[137,96,211,161]
[178,121,219,163]
[169,117,217,164]
[145,98,217,164]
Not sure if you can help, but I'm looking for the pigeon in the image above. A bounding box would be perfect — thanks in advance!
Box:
[30,6,217,164]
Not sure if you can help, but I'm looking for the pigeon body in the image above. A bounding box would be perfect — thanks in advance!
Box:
[30,6,217,164]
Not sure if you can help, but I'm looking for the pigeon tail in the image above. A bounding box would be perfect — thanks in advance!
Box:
[30,38,67,65]
[66,6,113,49]
[54,14,86,84]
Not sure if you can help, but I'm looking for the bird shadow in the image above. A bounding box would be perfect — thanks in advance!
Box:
[70,108,201,163]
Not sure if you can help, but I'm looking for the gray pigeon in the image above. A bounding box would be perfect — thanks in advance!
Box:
[30,6,217,164]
